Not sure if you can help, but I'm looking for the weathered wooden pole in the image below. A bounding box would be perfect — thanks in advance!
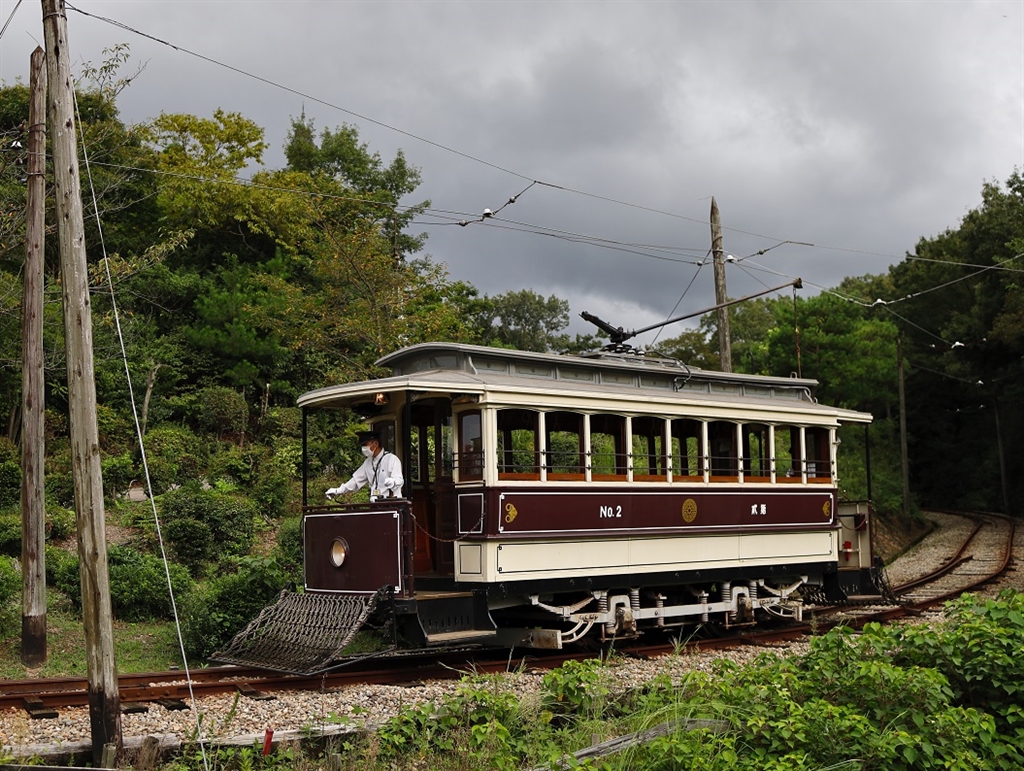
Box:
[42,0,123,762]
[710,197,732,372]
[21,45,48,668]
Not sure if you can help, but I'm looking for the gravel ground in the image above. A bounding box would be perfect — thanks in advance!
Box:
[2,511,1020,760]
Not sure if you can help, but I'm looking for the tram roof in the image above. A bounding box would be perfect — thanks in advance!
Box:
[297,342,873,424]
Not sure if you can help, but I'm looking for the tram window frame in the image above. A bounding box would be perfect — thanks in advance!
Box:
[670,418,704,480]
[545,411,584,480]
[743,423,771,481]
[590,414,627,480]
[775,426,802,482]
[708,420,739,481]
[455,410,483,482]
[805,426,832,482]
[496,408,541,480]
[632,416,668,481]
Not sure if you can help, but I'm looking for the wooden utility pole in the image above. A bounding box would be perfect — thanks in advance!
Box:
[42,0,122,762]
[897,337,910,518]
[710,197,732,372]
[21,46,48,668]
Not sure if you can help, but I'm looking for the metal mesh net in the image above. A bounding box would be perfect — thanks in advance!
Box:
[210,589,383,675]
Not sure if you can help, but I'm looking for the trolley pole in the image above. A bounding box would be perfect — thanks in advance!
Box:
[710,197,732,372]
[42,0,123,762]
[21,46,47,668]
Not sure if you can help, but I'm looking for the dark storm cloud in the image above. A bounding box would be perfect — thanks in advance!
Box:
[1,0,1021,344]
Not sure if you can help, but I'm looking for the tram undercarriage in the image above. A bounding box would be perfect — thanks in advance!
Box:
[458,576,807,649]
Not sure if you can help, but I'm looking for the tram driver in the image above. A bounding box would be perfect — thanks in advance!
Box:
[325,430,404,501]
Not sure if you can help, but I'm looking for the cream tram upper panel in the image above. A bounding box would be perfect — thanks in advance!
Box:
[298,344,872,426]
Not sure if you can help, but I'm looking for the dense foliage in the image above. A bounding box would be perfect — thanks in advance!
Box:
[352,591,1024,770]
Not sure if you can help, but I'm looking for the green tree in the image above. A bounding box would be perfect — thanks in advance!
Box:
[765,292,898,412]
[474,289,573,353]
[283,115,427,259]
[888,171,1024,514]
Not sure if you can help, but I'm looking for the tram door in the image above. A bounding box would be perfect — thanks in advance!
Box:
[409,399,454,575]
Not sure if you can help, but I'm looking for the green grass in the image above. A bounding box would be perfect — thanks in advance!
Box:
[0,589,184,680]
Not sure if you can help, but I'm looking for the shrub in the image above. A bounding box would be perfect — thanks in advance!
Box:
[0,555,19,606]
[46,506,76,541]
[196,386,248,439]
[178,556,289,659]
[541,658,611,718]
[259,406,302,441]
[44,544,192,622]
[207,444,254,487]
[47,546,82,608]
[0,460,20,507]
[879,591,1024,732]
[252,446,299,520]
[107,545,193,621]
[0,506,20,555]
[143,425,206,494]
[377,673,527,763]
[44,445,75,508]
[101,451,137,500]
[274,516,303,574]
[158,484,257,574]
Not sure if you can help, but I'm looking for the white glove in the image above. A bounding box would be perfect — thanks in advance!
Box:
[325,487,342,498]
[383,478,396,490]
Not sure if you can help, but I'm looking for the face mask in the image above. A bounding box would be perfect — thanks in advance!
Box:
[361,446,374,458]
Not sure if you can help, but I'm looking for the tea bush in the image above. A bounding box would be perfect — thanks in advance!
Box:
[0,555,19,606]
[178,556,288,659]
[44,544,192,621]
[158,484,257,574]
[107,546,194,621]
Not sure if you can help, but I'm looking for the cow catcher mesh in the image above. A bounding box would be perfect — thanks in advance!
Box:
[210,589,386,675]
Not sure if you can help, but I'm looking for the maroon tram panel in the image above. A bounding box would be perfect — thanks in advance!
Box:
[464,488,837,538]
[304,508,405,593]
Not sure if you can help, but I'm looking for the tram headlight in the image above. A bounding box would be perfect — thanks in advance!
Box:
[329,537,350,568]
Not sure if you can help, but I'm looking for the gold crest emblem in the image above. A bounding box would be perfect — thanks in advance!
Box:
[504,502,518,524]
[822,499,832,518]
[682,498,697,523]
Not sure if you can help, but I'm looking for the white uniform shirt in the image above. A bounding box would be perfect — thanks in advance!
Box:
[339,449,404,499]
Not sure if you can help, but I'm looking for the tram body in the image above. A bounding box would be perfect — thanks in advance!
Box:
[299,342,877,648]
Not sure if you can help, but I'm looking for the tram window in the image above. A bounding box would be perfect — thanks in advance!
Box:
[708,421,739,479]
[743,423,770,480]
[546,411,584,479]
[376,421,396,454]
[456,411,483,481]
[590,414,627,480]
[438,416,453,481]
[775,426,801,481]
[497,409,540,479]
[670,418,703,478]
[409,426,423,483]
[632,416,667,480]
[805,427,832,481]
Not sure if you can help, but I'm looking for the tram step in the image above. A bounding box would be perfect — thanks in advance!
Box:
[412,591,497,646]
[424,629,498,644]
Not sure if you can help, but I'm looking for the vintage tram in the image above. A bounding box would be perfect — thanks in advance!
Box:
[215,342,878,673]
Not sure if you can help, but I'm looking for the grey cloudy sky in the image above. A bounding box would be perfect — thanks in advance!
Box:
[2,0,1022,345]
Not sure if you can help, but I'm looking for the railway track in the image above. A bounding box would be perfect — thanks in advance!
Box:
[1,512,1016,721]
